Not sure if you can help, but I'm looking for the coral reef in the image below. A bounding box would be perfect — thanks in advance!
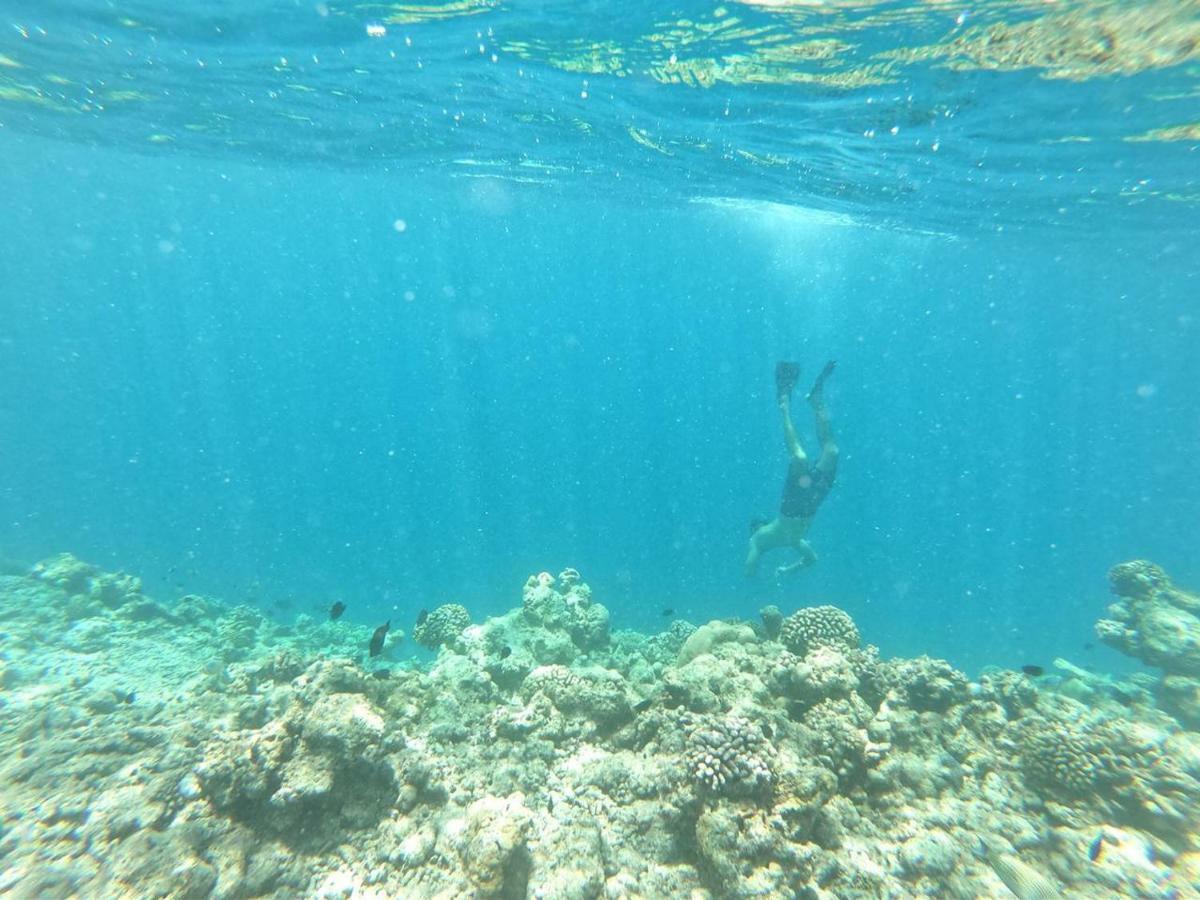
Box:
[0,556,1197,898]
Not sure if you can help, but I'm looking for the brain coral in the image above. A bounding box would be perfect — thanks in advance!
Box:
[413,604,471,649]
[686,714,774,796]
[780,606,861,656]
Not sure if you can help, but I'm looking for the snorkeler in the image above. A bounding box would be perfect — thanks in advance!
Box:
[745,360,838,578]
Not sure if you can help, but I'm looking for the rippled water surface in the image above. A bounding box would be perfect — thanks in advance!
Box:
[3,0,1198,231]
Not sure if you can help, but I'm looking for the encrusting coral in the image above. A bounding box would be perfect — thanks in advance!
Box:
[0,555,1195,898]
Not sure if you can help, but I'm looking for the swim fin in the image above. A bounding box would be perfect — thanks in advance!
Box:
[775,361,801,400]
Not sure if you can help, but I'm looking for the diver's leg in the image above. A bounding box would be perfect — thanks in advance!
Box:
[807,361,837,459]
[745,536,763,577]
[781,397,807,462]
[746,519,784,576]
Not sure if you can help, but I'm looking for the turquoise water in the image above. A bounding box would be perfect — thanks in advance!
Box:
[3,2,1197,674]
[2,3,1200,897]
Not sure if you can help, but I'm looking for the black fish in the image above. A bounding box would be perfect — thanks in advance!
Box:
[329,601,346,621]
[498,646,512,659]
[1083,642,1094,651]
[661,608,675,617]
[1088,834,1104,862]
[369,621,390,657]
[372,669,392,680]
[1021,665,1044,677]
[633,698,653,714]
[123,691,136,704]
[415,608,429,627]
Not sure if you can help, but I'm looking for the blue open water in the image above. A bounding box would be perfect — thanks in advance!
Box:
[1,0,1197,674]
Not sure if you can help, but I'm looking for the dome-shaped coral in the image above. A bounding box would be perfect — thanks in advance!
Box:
[1015,714,1126,796]
[413,604,471,649]
[780,606,860,656]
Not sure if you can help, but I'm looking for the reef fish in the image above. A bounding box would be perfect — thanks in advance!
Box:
[1021,664,1045,677]
[329,601,346,621]
[661,607,675,617]
[978,842,1060,900]
[498,645,512,659]
[369,620,390,657]
[415,608,429,627]
[1088,834,1105,862]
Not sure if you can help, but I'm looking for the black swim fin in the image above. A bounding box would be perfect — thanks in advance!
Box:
[775,361,801,400]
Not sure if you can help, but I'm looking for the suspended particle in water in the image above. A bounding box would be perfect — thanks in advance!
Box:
[366,22,387,38]
[392,218,407,232]
[1135,384,1157,399]
[403,290,416,302]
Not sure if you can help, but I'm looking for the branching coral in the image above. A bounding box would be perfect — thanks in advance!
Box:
[686,714,774,796]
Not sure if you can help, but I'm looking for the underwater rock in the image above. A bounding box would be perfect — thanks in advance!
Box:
[1097,560,1200,676]
[456,793,533,897]
[898,830,961,879]
[676,619,756,665]
[886,655,971,712]
[770,645,859,708]
[519,664,632,731]
[779,604,861,656]
[31,553,144,610]
[521,569,610,652]
[695,802,817,897]
[758,604,783,640]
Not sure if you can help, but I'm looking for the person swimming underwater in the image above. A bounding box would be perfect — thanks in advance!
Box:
[745,360,838,578]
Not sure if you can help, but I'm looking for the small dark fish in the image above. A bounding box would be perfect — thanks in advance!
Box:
[329,601,347,621]
[372,669,392,680]
[123,691,136,704]
[1083,642,1095,651]
[1021,665,1045,677]
[1088,834,1104,862]
[633,698,653,714]
[762,723,774,740]
[415,608,429,627]
[498,645,512,659]
[369,620,390,657]
[661,607,675,617]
